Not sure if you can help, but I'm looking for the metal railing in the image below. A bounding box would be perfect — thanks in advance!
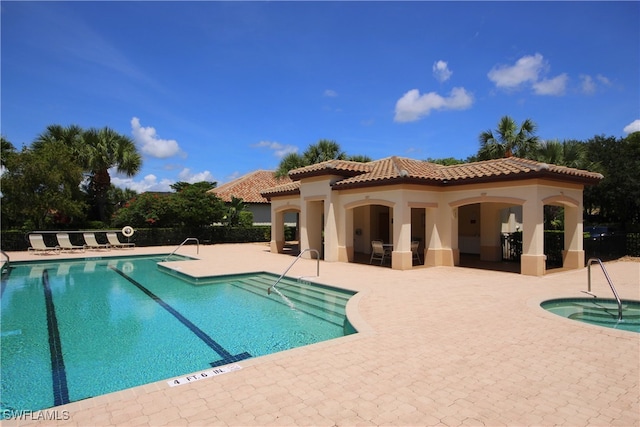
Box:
[268,248,320,295]
[1,250,9,273]
[163,238,199,261]
[583,257,623,321]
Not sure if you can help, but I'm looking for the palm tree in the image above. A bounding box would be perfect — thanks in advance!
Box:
[276,139,369,177]
[478,116,540,160]
[535,139,591,169]
[303,139,346,164]
[275,152,307,178]
[83,127,142,222]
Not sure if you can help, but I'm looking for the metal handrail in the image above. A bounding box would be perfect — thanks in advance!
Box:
[268,248,320,295]
[163,238,199,261]
[583,257,623,321]
[1,250,9,273]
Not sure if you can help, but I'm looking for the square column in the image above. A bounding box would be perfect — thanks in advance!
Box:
[563,204,584,269]
[521,199,545,276]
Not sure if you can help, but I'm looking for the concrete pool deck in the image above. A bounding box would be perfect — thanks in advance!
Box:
[2,243,639,426]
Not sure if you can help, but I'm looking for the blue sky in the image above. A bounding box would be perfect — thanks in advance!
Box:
[2,1,639,192]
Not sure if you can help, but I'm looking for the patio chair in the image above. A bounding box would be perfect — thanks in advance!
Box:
[106,232,135,249]
[57,233,86,253]
[369,240,390,265]
[411,241,422,264]
[83,233,111,251]
[28,234,60,255]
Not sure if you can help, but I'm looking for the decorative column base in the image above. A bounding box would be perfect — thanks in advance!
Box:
[521,254,546,276]
[425,248,456,267]
[563,250,584,270]
[391,251,413,270]
[270,240,284,254]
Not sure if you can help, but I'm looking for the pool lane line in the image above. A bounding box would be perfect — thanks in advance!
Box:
[109,266,251,367]
[42,269,70,407]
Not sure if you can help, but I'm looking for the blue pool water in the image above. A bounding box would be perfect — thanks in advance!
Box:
[0,255,355,415]
[541,298,640,333]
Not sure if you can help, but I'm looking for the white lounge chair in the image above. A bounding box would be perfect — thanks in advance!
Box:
[57,233,85,252]
[106,232,135,249]
[369,240,391,265]
[83,233,110,251]
[28,234,60,255]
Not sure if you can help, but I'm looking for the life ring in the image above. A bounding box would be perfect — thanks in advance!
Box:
[122,226,135,237]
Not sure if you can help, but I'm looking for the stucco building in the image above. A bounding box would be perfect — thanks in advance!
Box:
[262,156,603,276]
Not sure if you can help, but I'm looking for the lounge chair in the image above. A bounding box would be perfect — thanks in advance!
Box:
[369,240,391,265]
[106,232,135,249]
[83,233,110,251]
[28,234,60,255]
[57,233,86,252]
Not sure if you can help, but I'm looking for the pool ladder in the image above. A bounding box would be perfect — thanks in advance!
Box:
[582,257,623,321]
[163,238,199,261]
[268,248,320,295]
[1,250,9,274]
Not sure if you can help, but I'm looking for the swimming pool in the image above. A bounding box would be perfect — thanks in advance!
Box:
[0,255,355,415]
[541,298,640,333]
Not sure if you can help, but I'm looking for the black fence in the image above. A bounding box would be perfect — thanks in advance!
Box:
[501,231,639,266]
[0,226,272,252]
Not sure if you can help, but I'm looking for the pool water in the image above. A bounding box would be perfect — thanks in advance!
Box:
[541,298,640,333]
[0,255,355,415]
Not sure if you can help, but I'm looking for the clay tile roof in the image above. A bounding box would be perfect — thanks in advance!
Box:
[288,159,372,179]
[439,157,604,184]
[260,156,603,197]
[330,156,603,190]
[260,181,301,199]
[208,170,292,203]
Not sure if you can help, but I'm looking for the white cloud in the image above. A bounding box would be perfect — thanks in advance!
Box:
[432,60,452,82]
[111,174,174,192]
[488,53,546,88]
[597,74,611,86]
[394,87,473,122]
[580,74,596,95]
[580,74,612,95]
[623,119,640,134]
[178,168,214,183]
[323,89,338,97]
[131,117,182,159]
[252,140,298,158]
[533,73,568,96]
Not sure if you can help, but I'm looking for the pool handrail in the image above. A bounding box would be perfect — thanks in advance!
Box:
[585,257,623,321]
[164,237,199,261]
[268,248,320,295]
[1,250,9,273]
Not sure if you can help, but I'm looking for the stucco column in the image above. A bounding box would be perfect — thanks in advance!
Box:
[480,204,502,262]
[521,199,545,276]
[270,210,285,253]
[425,205,456,267]
[563,204,584,269]
[324,196,339,262]
[341,208,353,262]
[391,203,412,270]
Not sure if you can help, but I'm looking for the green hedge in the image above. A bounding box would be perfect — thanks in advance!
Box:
[0,226,271,251]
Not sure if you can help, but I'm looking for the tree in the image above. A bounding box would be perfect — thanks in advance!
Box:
[33,125,142,223]
[1,136,16,168]
[1,143,86,229]
[584,132,640,227]
[223,196,248,227]
[169,181,225,228]
[275,139,371,177]
[478,116,540,160]
[83,127,142,222]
